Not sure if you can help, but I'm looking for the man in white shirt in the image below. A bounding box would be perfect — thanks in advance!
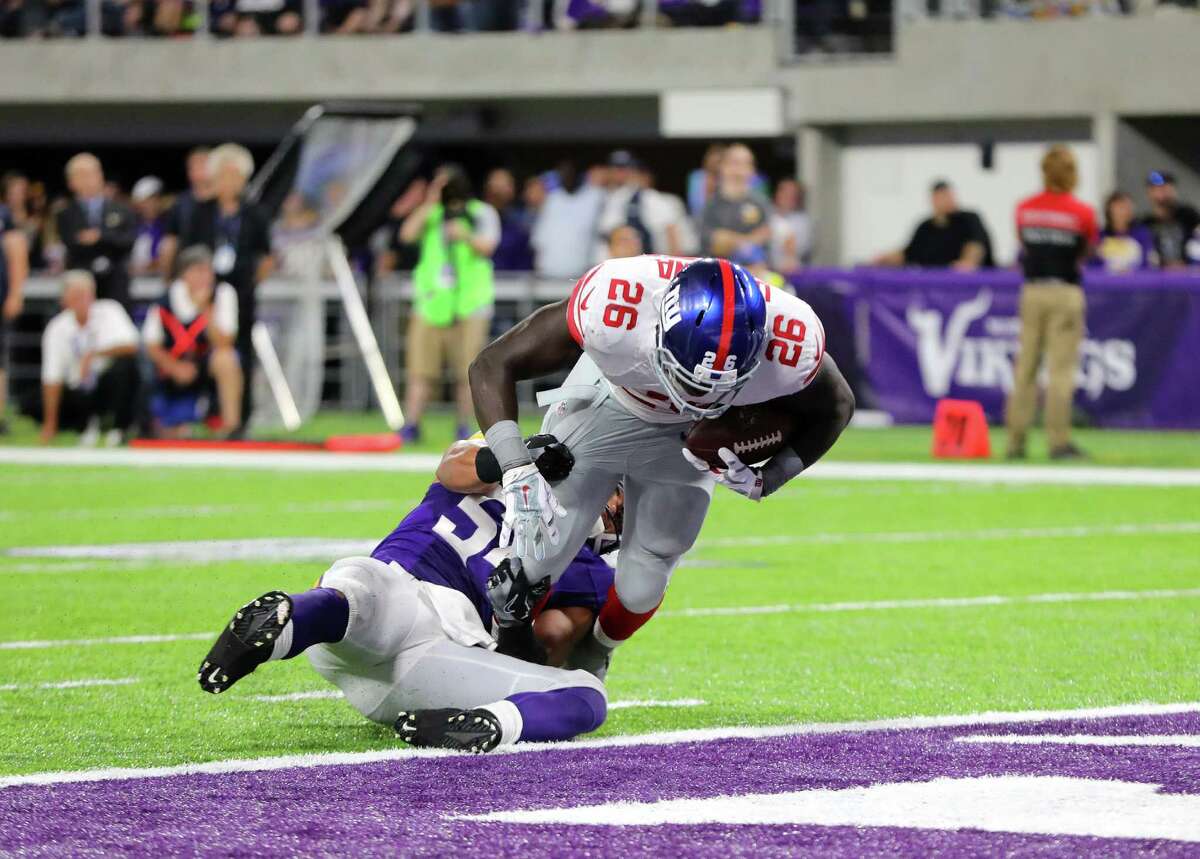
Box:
[142,245,242,436]
[35,270,139,446]
[593,152,691,263]
[531,162,604,281]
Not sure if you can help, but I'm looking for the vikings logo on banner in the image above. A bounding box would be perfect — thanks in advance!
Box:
[810,271,1200,430]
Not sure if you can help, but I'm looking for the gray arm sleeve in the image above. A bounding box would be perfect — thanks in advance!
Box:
[484,420,531,473]
[760,448,805,497]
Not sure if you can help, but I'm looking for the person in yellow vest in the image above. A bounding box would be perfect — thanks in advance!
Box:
[399,165,499,442]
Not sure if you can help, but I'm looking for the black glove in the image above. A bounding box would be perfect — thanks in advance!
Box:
[475,433,575,485]
[486,557,550,628]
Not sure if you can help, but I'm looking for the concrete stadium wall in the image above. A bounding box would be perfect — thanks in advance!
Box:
[1,19,1196,122]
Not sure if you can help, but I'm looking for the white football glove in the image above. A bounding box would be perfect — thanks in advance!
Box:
[682,446,764,502]
[499,463,567,562]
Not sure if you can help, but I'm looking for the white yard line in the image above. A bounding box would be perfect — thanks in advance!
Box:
[0,633,210,651]
[608,698,706,710]
[252,690,343,702]
[3,700,1197,790]
[660,588,1200,618]
[4,586,1195,651]
[0,447,443,473]
[1,446,1198,486]
[0,678,139,692]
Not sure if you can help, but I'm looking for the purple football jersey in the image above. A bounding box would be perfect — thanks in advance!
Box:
[371,482,613,627]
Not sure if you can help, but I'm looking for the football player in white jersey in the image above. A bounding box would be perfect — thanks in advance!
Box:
[471,256,855,676]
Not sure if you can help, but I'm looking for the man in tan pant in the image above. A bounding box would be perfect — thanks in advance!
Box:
[1006,145,1098,461]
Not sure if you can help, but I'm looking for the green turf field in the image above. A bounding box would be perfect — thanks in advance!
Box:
[1,422,1198,778]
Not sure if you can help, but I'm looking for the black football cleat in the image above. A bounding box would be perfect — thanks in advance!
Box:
[198,591,292,694]
[395,708,503,754]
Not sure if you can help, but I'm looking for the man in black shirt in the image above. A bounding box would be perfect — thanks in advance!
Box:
[162,143,273,432]
[1139,170,1200,268]
[56,153,137,308]
[159,146,213,276]
[873,180,994,270]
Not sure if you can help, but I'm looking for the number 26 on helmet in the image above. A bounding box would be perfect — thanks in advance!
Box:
[652,258,768,420]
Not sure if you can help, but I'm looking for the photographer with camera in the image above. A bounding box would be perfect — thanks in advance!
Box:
[399,164,499,443]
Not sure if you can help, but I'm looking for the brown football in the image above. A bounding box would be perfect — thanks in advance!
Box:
[684,400,798,469]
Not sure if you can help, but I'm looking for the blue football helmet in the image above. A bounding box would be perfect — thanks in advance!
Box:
[652,258,767,419]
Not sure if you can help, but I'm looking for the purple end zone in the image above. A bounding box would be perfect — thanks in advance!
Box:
[1,710,1198,857]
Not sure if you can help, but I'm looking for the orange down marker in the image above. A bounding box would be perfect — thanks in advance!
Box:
[931,399,991,459]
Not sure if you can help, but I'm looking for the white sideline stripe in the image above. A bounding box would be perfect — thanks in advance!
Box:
[0,633,210,651]
[1,446,1198,485]
[0,678,139,692]
[5,587,1195,650]
[250,690,705,711]
[9,520,1198,566]
[0,447,441,473]
[0,561,159,576]
[958,734,1200,748]
[608,698,706,710]
[2,701,1197,790]
[659,588,1200,619]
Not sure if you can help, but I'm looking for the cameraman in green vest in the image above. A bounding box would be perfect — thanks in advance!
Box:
[399,165,499,442]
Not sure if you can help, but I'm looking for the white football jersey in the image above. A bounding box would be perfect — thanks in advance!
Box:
[565,255,826,424]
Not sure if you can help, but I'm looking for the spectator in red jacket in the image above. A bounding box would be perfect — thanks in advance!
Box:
[1005,144,1098,462]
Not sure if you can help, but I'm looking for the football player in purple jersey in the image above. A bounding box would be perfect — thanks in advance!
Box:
[196,434,623,754]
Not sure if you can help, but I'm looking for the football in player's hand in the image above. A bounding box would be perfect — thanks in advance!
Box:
[684,401,797,469]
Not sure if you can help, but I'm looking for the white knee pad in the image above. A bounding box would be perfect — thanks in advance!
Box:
[319,557,419,661]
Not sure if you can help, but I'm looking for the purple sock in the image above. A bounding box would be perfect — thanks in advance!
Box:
[505,687,607,742]
[284,588,349,659]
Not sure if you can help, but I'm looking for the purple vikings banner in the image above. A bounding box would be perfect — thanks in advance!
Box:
[791,269,1200,430]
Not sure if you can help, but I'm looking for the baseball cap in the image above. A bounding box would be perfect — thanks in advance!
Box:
[608,150,639,169]
[131,175,163,202]
[1147,170,1176,187]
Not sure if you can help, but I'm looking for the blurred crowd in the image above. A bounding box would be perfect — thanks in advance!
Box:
[2,0,1191,48]
[0,0,762,37]
[373,143,813,286]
